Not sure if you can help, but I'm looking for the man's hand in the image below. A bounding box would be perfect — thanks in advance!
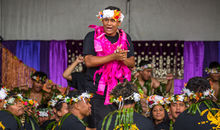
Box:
[166,73,174,80]
[75,56,84,63]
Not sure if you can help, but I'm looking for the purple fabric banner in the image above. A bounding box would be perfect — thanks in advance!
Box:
[174,41,204,94]
[40,41,50,77]
[49,41,68,87]
[202,42,219,77]
[16,41,41,71]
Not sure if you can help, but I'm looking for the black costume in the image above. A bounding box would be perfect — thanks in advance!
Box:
[83,31,134,128]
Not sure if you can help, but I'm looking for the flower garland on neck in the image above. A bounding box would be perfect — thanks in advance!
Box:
[96,9,124,22]
[181,87,217,115]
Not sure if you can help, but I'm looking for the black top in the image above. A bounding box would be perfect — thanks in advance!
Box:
[68,72,87,91]
[155,121,170,130]
[24,115,40,130]
[97,112,154,130]
[174,101,220,130]
[55,113,86,130]
[0,110,22,130]
[83,31,134,93]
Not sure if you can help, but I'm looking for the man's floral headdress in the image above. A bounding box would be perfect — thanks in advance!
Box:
[31,71,47,84]
[96,9,124,22]
[48,95,66,107]
[205,67,220,74]
[166,94,188,105]
[68,92,93,104]
[146,95,166,108]
[182,88,215,102]
[3,94,23,108]
[0,86,9,101]
[140,63,154,71]
[110,92,141,109]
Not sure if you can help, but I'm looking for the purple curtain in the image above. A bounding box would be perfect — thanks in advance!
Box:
[202,42,219,77]
[49,41,68,87]
[40,41,50,77]
[174,41,204,94]
[16,41,41,71]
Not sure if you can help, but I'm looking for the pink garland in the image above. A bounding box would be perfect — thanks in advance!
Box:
[89,25,131,105]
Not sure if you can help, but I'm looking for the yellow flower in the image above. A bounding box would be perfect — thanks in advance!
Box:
[29,100,34,105]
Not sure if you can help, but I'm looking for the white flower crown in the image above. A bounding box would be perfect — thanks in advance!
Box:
[205,68,220,74]
[146,95,166,108]
[0,87,8,100]
[96,9,124,22]
[3,94,23,108]
[182,88,215,101]
[68,92,93,104]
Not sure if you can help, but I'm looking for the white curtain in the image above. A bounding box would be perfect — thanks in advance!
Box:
[1,0,220,40]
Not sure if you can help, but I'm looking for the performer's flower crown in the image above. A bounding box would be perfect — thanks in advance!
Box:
[166,94,188,104]
[182,87,215,102]
[110,92,141,104]
[3,94,23,108]
[146,95,166,108]
[96,9,124,22]
[48,94,66,107]
[140,63,154,70]
[205,67,220,74]
[0,86,9,101]
[4,93,39,109]
[68,92,93,104]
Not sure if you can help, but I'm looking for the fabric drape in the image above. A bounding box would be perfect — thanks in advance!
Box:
[174,41,204,94]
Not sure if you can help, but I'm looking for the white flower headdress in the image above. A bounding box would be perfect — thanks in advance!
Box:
[3,94,23,108]
[0,86,9,100]
[48,94,66,107]
[68,92,93,104]
[110,92,141,109]
[182,87,215,101]
[96,9,124,22]
[146,95,166,108]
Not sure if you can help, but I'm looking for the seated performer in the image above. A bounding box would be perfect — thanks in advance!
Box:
[45,94,69,130]
[205,61,220,103]
[98,81,154,130]
[0,92,25,130]
[14,71,52,105]
[147,95,170,130]
[174,77,220,130]
[166,94,188,130]
[134,60,173,115]
[56,91,93,130]
[63,56,87,91]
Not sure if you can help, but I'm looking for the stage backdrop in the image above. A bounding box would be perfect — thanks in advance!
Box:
[1,41,220,94]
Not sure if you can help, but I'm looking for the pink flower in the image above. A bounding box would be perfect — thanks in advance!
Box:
[24,101,28,106]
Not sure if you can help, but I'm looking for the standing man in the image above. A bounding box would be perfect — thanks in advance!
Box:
[83,6,135,128]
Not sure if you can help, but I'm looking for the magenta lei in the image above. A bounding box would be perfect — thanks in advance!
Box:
[89,25,132,105]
